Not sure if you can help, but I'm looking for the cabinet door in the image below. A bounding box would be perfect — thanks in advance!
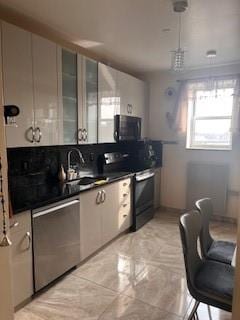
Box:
[101,182,120,245]
[10,211,33,307]
[2,22,35,147]
[80,57,98,144]
[116,70,129,115]
[32,34,59,145]
[61,49,78,144]
[134,80,147,138]
[98,63,119,143]
[80,189,102,260]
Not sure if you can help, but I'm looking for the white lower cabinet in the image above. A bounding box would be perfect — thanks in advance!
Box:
[10,211,33,308]
[80,178,132,261]
[79,189,102,260]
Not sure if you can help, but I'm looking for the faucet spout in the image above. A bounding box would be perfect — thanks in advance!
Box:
[67,148,85,172]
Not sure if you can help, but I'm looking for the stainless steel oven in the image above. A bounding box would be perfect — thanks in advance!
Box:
[114,115,141,142]
[32,197,80,292]
[132,169,155,231]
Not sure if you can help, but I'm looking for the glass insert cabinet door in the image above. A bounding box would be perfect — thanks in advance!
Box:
[62,49,78,144]
[61,49,98,144]
[81,57,98,144]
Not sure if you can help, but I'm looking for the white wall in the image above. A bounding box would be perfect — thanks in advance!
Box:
[145,64,240,218]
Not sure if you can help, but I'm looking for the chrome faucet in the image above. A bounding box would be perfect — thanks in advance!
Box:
[67,148,85,171]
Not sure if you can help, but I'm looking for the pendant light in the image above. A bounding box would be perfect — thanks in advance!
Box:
[206,50,217,91]
[171,0,188,72]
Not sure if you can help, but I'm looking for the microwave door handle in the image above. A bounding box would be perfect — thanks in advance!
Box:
[137,121,141,137]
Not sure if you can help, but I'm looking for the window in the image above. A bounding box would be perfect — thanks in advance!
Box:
[186,78,238,150]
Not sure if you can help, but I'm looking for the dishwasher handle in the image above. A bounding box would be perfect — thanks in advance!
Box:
[33,199,80,218]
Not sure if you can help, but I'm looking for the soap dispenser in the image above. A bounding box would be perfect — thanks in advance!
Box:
[58,165,66,182]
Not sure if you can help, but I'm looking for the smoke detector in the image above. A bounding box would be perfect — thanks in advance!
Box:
[172,0,188,12]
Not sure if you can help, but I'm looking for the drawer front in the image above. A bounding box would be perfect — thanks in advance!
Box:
[119,178,131,193]
[119,204,132,232]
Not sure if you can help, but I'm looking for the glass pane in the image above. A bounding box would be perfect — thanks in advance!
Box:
[193,119,231,147]
[62,49,78,144]
[195,88,234,117]
[85,59,98,143]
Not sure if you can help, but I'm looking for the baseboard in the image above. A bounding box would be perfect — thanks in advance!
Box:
[212,214,237,224]
[159,206,237,224]
[159,206,185,215]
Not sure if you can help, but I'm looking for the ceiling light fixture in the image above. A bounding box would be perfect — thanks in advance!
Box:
[206,50,217,58]
[206,50,217,90]
[171,0,188,72]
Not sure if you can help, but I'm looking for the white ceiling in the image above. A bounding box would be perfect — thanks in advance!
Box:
[1,0,240,74]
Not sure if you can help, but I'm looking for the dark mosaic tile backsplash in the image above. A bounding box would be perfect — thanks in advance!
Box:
[7,141,162,191]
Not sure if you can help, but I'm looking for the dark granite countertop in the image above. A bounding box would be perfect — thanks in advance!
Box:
[11,172,134,214]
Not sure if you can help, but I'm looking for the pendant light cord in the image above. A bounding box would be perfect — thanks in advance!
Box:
[178,13,182,49]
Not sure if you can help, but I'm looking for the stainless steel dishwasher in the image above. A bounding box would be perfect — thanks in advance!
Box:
[32,197,80,292]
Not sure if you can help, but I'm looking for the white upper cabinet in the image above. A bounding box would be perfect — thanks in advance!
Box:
[60,48,78,144]
[60,50,98,144]
[116,69,147,139]
[2,22,59,147]
[2,22,35,147]
[1,21,147,147]
[32,34,59,146]
[98,63,119,143]
[80,57,98,144]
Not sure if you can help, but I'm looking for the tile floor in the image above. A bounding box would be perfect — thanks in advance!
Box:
[15,210,237,320]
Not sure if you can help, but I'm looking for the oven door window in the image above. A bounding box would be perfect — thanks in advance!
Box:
[135,177,154,215]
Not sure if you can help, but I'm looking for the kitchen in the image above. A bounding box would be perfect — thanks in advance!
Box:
[0,1,239,320]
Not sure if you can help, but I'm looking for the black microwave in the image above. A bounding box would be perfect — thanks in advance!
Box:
[114,115,141,142]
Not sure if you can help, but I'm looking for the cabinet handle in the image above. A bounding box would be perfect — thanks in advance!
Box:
[96,191,102,204]
[123,203,128,207]
[101,190,106,203]
[28,126,35,143]
[82,129,88,141]
[123,214,128,218]
[10,221,19,229]
[123,193,128,197]
[35,127,42,143]
[123,182,128,187]
[78,129,83,142]
[127,104,133,114]
[25,232,31,250]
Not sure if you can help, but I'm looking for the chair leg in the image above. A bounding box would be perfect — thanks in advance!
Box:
[187,300,200,320]
[207,305,213,320]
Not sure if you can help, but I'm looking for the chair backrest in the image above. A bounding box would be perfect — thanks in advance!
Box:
[179,211,203,298]
[195,198,214,257]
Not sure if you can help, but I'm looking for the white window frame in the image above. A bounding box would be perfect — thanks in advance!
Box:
[186,88,234,151]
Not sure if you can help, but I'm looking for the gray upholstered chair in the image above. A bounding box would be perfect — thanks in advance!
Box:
[179,211,234,319]
[195,198,236,265]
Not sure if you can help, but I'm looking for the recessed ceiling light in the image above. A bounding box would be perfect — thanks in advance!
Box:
[74,40,103,48]
[162,28,171,32]
[206,50,217,58]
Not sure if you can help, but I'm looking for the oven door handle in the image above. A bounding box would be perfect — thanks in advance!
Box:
[33,200,80,218]
[135,172,155,182]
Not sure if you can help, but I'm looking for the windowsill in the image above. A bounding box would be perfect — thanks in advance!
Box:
[186,146,232,151]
